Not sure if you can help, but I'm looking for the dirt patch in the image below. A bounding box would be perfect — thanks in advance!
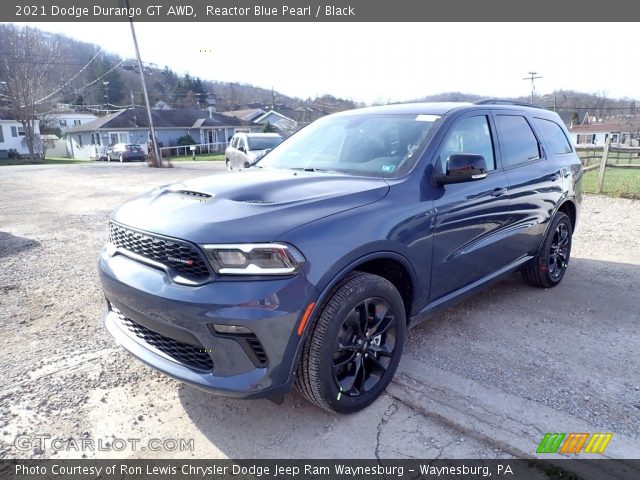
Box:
[0,162,638,459]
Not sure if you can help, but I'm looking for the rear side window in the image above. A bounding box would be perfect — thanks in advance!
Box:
[533,118,573,154]
[494,115,540,168]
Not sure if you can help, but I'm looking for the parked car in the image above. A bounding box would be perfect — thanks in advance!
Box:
[105,143,146,162]
[225,132,283,170]
[99,101,582,413]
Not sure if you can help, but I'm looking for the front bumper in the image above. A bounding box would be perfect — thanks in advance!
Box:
[99,246,317,399]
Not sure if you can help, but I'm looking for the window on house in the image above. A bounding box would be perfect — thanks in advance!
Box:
[59,120,67,127]
[77,135,83,147]
[74,120,81,126]
[0,126,4,143]
[11,126,17,137]
[494,115,541,168]
[17,126,25,136]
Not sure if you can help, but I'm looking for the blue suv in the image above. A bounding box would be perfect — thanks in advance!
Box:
[99,101,582,413]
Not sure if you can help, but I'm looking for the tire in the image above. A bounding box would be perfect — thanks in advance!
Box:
[119,154,124,163]
[107,155,111,162]
[523,212,572,288]
[295,272,406,413]
[226,159,231,171]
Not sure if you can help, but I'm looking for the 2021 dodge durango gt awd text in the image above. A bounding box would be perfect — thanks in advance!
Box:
[99,101,582,413]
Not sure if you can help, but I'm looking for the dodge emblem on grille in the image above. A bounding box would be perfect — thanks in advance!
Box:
[167,256,194,266]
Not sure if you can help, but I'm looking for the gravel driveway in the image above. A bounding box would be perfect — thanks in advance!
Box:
[0,162,638,459]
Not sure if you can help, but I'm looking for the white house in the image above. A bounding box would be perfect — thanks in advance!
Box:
[223,108,298,136]
[569,120,640,147]
[44,112,98,133]
[0,116,41,156]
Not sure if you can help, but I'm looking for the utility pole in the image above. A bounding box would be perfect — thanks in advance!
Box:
[103,81,110,111]
[131,91,138,126]
[119,0,162,167]
[523,72,543,103]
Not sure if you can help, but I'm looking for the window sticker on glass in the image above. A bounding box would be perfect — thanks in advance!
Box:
[415,114,440,122]
[381,164,396,173]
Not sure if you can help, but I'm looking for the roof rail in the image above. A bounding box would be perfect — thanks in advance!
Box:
[473,99,542,109]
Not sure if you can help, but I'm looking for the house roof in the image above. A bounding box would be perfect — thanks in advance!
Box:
[67,108,247,132]
[254,110,297,124]
[222,108,265,121]
[569,121,637,133]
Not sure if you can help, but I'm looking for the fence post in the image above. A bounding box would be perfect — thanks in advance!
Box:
[596,139,610,194]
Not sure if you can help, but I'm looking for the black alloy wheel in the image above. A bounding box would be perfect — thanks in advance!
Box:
[549,222,570,280]
[295,272,406,413]
[524,211,573,288]
[332,297,398,397]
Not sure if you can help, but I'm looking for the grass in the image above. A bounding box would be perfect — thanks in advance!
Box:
[169,154,225,162]
[582,168,640,199]
[0,156,90,166]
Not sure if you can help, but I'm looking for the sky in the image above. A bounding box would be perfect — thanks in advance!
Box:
[16,22,640,104]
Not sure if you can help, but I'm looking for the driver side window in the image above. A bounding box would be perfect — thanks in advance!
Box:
[439,116,495,172]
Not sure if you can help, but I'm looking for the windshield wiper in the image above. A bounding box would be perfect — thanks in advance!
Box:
[288,167,343,174]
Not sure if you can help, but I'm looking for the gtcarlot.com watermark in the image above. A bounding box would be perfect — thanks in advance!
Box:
[15,434,194,453]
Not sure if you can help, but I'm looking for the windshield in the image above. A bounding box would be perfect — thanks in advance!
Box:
[247,137,282,151]
[254,113,440,177]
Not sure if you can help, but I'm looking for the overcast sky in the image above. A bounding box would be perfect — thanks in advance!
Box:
[19,22,640,104]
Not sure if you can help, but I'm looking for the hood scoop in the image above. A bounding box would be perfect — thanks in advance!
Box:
[168,189,212,199]
[239,199,276,205]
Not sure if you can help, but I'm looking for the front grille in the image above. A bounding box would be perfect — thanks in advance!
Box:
[109,223,210,280]
[113,308,213,371]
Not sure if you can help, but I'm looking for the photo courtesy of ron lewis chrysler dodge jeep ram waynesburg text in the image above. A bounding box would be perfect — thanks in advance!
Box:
[99,101,582,413]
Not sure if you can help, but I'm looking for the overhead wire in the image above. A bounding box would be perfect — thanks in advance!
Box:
[34,48,104,105]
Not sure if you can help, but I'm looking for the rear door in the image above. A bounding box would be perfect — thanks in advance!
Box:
[494,112,566,259]
[430,112,512,300]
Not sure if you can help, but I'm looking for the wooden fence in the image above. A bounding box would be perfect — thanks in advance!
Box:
[575,143,640,193]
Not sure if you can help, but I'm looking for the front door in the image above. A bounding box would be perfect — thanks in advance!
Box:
[429,113,512,301]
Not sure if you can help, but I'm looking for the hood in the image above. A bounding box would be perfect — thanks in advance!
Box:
[111,169,389,243]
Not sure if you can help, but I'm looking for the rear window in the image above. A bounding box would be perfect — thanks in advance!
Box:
[533,118,573,155]
[125,145,142,152]
[248,137,282,151]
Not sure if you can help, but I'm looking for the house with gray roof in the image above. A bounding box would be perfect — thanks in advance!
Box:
[65,107,261,160]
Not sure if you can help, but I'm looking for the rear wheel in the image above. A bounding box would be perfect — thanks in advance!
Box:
[295,272,406,413]
[226,159,232,171]
[119,154,124,163]
[523,212,572,288]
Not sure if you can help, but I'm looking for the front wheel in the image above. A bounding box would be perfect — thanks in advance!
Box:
[225,159,232,171]
[295,272,406,413]
[119,154,124,163]
[523,212,572,288]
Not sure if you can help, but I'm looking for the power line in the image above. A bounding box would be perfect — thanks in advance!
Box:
[34,48,104,105]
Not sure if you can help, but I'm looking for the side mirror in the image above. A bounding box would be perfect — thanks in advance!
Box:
[436,154,488,185]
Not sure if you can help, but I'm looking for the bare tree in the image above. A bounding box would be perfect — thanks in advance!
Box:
[0,25,63,161]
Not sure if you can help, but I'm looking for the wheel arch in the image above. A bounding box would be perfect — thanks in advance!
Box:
[288,251,417,379]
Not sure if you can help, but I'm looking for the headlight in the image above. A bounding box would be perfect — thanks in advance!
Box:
[201,243,305,275]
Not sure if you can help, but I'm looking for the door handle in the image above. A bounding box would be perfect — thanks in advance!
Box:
[490,188,508,197]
